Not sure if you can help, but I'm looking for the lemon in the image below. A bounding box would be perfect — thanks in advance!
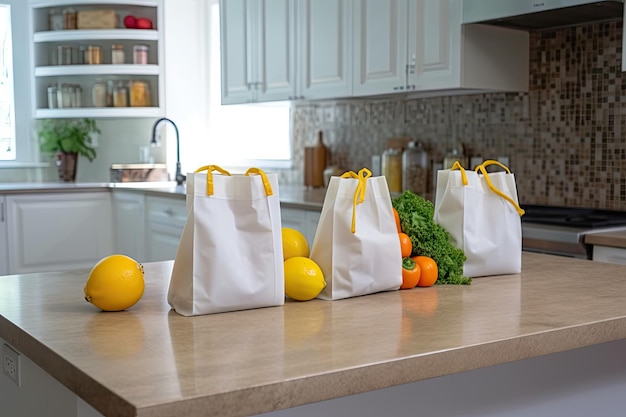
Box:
[284,256,326,301]
[84,254,145,311]
[282,227,310,260]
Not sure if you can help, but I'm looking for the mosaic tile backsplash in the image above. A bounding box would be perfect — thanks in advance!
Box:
[288,21,626,211]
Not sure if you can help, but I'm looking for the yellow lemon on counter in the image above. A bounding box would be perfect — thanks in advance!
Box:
[284,256,326,301]
[84,254,145,312]
[282,227,310,260]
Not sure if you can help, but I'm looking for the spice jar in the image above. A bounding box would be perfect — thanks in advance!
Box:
[47,85,58,109]
[111,44,125,65]
[382,147,403,194]
[63,8,77,30]
[85,46,102,65]
[402,141,429,197]
[91,80,107,107]
[133,45,149,64]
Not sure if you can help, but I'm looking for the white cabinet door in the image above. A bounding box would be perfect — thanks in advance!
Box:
[6,192,113,274]
[145,196,186,262]
[220,0,256,104]
[0,196,7,276]
[409,0,457,91]
[353,0,408,96]
[297,0,353,99]
[220,0,295,104]
[112,191,146,263]
[257,0,296,101]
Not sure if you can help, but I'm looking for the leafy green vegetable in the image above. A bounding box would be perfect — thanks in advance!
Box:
[392,191,471,285]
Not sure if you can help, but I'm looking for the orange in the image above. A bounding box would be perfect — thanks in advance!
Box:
[393,207,402,233]
[399,232,412,258]
[413,256,438,287]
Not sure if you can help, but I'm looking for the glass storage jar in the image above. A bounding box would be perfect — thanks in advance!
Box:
[402,141,429,196]
[133,45,149,64]
[111,44,125,64]
[91,79,107,107]
[382,147,403,194]
[113,83,129,107]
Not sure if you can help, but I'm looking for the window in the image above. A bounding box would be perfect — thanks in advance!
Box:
[0,4,15,161]
[203,0,292,169]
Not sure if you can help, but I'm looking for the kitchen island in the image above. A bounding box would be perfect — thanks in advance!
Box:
[1,252,626,417]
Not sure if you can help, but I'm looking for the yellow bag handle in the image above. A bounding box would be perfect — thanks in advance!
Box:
[195,165,231,196]
[340,167,372,233]
[450,160,468,185]
[245,167,273,196]
[475,160,525,216]
[193,165,273,197]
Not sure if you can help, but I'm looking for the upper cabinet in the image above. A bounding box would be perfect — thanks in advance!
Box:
[411,0,529,95]
[29,0,165,119]
[220,0,352,104]
[220,0,296,104]
[296,0,353,100]
[219,0,529,104]
[353,0,408,96]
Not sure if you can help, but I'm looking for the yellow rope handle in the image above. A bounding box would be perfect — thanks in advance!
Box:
[475,162,525,216]
[195,165,231,196]
[450,160,468,185]
[475,159,511,174]
[340,168,372,233]
[245,167,273,196]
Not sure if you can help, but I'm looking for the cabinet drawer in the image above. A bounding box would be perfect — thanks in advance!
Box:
[146,197,187,228]
[592,245,626,266]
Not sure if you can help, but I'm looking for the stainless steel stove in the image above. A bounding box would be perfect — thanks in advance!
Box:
[521,205,626,259]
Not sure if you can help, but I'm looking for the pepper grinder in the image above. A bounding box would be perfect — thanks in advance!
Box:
[311,131,328,188]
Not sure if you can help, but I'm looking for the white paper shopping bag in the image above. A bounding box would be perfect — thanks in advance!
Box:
[310,168,402,300]
[168,165,284,316]
[434,160,525,277]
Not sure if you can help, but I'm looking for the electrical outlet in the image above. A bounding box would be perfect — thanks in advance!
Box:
[3,343,21,387]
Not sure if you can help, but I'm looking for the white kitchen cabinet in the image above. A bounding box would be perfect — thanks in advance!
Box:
[281,206,321,247]
[220,0,296,104]
[296,0,353,99]
[0,196,7,276]
[145,195,186,262]
[410,0,528,95]
[112,190,146,262]
[354,0,528,97]
[29,0,165,119]
[352,0,408,96]
[6,192,114,274]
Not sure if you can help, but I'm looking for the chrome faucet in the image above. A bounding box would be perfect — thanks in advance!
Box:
[150,117,185,185]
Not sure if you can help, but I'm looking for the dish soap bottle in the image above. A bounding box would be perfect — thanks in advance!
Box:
[443,141,467,169]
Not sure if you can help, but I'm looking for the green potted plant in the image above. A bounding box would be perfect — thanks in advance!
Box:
[38,118,100,182]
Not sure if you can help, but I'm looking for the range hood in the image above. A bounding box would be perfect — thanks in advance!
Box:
[463,0,624,31]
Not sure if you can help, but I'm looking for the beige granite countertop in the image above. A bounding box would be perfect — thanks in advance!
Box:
[0,182,324,210]
[1,252,626,417]
[585,230,626,249]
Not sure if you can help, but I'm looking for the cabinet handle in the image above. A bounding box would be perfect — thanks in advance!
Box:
[164,208,174,217]
[0,202,4,222]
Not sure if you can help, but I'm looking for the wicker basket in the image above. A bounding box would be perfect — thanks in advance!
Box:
[77,10,118,29]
